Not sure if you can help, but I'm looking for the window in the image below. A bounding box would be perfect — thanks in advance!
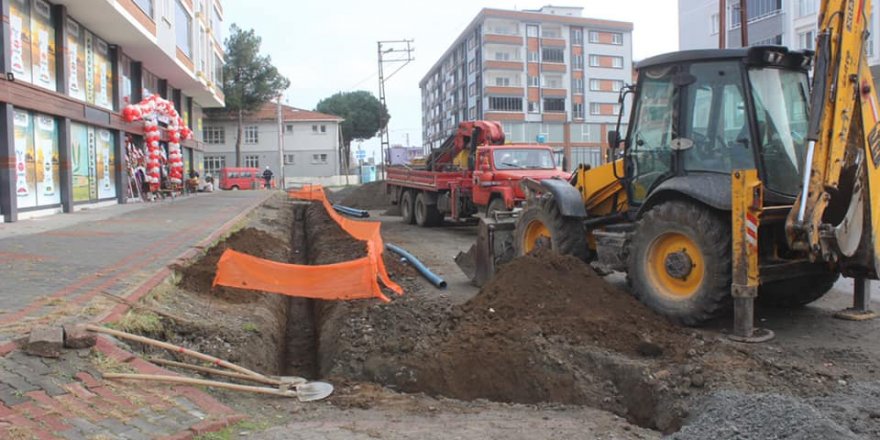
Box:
[527,25,538,37]
[204,156,225,175]
[488,97,522,112]
[590,55,624,69]
[134,0,154,16]
[590,79,625,92]
[321,125,327,133]
[542,47,564,63]
[469,83,476,96]
[203,125,225,144]
[312,124,327,134]
[468,60,475,73]
[284,154,295,165]
[286,124,294,133]
[572,29,583,45]
[469,106,476,119]
[541,26,562,38]
[543,98,565,112]
[730,0,783,28]
[244,125,258,144]
[753,34,783,45]
[572,55,584,70]
[798,0,817,17]
[542,75,563,89]
[589,31,623,45]
[213,53,223,85]
[711,13,720,34]
[528,75,540,87]
[528,101,540,113]
[527,51,539,62]
[467,36,476,50]
[798,30,815,50]
[495,51,510,61]
[495,77,511,86]
[311,153,328,164]
[590,102,620,115]
[573,103,585,119]
[244,155,259,168]
[211,5,222,41]
[175,0,191,57]
[573,78,584,93]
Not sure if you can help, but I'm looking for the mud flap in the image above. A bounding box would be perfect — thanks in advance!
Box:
[455,216,516,286]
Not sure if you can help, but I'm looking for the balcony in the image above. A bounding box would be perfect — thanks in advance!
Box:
[484,60,525,71]
[483,34,524,45]
[484,86,525,96]
[541,38,566,48]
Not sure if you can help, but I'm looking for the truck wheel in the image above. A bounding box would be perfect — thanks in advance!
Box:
[400,190,415,224]
[514,195,588,260]
[415,192,443,227]
[758,272,839,307]
[627,200,731,325]
[486,198,507,217]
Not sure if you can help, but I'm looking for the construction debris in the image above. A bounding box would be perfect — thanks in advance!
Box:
[25,326,64,358]
[62,323,97,349]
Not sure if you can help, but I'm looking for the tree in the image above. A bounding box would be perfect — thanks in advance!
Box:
[315,91,389,173]
[218,24,290,167]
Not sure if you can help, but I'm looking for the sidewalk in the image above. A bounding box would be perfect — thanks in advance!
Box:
[0,190,273,439]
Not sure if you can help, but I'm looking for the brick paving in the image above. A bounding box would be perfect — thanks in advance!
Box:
[0,191,274,439]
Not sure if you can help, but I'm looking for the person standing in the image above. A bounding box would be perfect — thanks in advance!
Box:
[262,166,274,189]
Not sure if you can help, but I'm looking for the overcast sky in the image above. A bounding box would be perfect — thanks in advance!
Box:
[223,0,680,159]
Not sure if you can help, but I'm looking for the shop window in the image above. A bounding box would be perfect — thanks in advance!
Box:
[142,68,159,98]
[244,155,259,168]
[9,0,58,92]
[13,110,61,208]
[85,32,114,110]
[244,125,258,144]
[70,122,116,203]
[120,53,133,105]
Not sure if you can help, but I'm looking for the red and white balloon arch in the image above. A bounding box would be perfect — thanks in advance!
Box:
[121,95,193,192]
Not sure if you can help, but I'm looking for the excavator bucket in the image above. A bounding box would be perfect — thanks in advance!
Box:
[455,214,517,286]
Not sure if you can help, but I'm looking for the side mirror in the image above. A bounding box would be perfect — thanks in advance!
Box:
[607,130,620,149]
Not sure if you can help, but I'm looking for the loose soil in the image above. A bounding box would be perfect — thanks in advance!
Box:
[334,181,391,210]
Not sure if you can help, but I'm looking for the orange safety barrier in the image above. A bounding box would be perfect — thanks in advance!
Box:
[212,184,403,302]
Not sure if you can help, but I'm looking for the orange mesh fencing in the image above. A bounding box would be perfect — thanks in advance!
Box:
[212,184,403,302]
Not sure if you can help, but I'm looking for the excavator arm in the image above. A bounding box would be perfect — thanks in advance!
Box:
[787,0,880,278]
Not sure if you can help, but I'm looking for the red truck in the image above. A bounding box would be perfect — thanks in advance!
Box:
[386,121,569,226]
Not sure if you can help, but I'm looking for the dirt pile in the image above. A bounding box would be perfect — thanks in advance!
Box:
[176,227,287,303]
[336,181,391,210]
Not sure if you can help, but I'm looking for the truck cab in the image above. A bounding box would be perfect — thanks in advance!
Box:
[473,144,569,211]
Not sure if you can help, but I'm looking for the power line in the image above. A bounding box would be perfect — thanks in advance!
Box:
[376,39,414,179]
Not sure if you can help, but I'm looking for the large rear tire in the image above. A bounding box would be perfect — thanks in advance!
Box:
[514,195,588,260]
[758,272,839,307]
[400,190,415,224]
[415,192,443,227]
[627,200,731,325]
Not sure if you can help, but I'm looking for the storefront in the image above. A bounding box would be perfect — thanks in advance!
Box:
[13,110,60,211]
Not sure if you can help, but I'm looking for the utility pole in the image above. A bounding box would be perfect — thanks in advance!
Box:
[276,95,285,189]
[377,39,414,180]
[739,0,749,47]
[719,0,726,49]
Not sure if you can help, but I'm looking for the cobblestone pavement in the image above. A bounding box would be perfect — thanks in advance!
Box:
[0,191,273,439]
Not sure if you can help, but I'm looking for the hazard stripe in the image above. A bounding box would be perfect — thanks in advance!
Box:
[869,92,879,124]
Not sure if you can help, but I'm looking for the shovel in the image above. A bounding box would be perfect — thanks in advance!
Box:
[103,373,334,402]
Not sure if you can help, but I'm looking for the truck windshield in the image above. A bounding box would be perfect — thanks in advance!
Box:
[493,149,555,170]
[747,67,810,196]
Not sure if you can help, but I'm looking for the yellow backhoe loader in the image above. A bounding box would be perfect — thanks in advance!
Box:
[459,0,880,341]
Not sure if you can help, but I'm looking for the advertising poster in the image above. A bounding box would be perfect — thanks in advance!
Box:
[14,110,36,208]
[97,129,116,199]
[84,31,94,105]
[66,18,85,101]
[30,0,55,92]
[94,37,112,110]
[71,123,91,202]
[34,114,59,206]
[88,128,98,200]
[9,0,32,83]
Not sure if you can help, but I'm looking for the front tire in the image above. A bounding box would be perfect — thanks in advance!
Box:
[513,195,588,260]
[627,200,731,325]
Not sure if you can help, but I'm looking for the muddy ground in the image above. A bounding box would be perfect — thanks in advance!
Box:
[119,187,880,439]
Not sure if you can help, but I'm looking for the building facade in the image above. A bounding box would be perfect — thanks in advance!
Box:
[420,6,633,169]
[0,0,225,222]
[679,0,880,59]
[202,103,343,182]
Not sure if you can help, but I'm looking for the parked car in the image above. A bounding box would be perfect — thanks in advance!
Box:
[218,167,262,190]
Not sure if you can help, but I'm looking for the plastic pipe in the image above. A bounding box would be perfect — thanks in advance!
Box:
[385,243,447,289]
[332,204,370,218]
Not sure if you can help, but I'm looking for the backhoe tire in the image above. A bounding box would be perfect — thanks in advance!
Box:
[758,272,839,308]
[514,195,589,261]
[400,190,415,224]
[627,200,731,326]
[415,192,443,227]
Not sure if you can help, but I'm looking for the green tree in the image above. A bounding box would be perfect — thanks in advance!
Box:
[218,24,290,166]
[315,91,389,172]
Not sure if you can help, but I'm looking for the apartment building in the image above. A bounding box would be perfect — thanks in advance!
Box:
[0,0,225,222]
[202,103,343,182]
[420,6,633,169]
[679,0,880,60]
